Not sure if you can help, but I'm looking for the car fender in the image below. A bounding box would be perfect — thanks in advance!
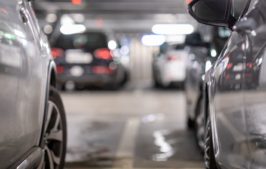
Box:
[38,59,57,147]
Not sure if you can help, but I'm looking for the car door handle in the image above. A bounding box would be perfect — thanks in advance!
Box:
[19,8,28,23]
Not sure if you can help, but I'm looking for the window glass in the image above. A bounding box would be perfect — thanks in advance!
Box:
[53,32,108,51]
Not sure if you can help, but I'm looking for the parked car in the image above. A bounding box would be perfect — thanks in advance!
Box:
[51,31,128,90]
[188,0,266,168]
[0,0,67,168]
[186,29,230,151]
[152,43,188,88]
[185,32,210,151]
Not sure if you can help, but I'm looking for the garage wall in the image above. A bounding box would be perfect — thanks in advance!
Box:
[128,35,159,88]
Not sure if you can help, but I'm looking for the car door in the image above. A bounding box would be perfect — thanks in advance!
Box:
[241,0,266,168]
[208,31,248,168]
[18,0,50,147]
[0,0,41,167]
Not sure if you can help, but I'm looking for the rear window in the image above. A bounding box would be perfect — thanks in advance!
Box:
[53,32,108,51]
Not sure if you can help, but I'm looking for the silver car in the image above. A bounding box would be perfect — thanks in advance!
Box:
[0,0,67,168]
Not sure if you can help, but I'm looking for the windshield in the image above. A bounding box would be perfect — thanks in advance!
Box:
[53,32,108,51]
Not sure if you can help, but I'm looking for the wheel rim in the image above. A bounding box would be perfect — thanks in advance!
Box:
[41,101,64,169]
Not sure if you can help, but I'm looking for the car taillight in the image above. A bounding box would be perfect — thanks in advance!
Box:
[167,56,177,61]
[51,48,64,59]
[246,63,253,69]
[226,63,233,70]
[94,48,113,60]
[185,0,193,4]
[56,66,64,74]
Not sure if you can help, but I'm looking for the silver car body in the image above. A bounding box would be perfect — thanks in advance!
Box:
[0,0,54,168]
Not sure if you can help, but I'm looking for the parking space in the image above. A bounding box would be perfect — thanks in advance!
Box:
[62,84,203,169]
[2,0,266,168]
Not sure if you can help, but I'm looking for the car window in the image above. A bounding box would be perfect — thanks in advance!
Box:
[53,32,108,51]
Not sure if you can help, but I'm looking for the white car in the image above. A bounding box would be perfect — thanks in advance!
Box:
[152,44,188,88]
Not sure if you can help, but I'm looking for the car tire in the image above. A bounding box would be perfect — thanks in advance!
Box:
[204,117,218,169]
[40,87,67,169]
[154,80,161,88]
[106,82,119,90]
[195,95,205,153]
[186,98,195,129]
[120,71,129,87]
[186,116,195,129]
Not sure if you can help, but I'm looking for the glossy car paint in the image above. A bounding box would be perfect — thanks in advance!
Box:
[0,0,53,168]
[186,46,208,120]
[185,28,230,151]
[205,0,266,168]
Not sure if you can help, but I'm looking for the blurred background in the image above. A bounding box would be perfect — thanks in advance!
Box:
[32,0,230,168]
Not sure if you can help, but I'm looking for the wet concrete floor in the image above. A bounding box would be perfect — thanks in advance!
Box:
[61,85,204,169]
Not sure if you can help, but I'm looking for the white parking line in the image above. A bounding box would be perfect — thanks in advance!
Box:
[114,118,140,168]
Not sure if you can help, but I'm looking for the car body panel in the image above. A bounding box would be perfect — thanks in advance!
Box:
[186,46,208,119]
[242,1,266,168]
[153,45,188,87]
[0,0,51,167]
[207,32,248,168]
[205,0,266,168]
[158,50,187,85]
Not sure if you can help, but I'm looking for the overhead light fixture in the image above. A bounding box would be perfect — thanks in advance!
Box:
[152,24,194,35]
[141,35,166,47]
[60,24,86,35]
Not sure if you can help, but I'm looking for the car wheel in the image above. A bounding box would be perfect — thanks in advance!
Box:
[186,99,195,129]
[204,117,218,169]
[120,71,129,87]
[39,87,67,169]
[195,96,205,153]
[186,116,195,129]
[154,80,161,88]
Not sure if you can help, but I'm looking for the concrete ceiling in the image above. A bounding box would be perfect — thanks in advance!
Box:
[34,0,187,14]
[34,0,197,34]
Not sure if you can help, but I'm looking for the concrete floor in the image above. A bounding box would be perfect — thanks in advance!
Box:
[61,85,204,169]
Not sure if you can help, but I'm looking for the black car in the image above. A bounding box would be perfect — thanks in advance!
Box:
[188,0,266,168]
[51,31,127,90]
[186,29,230,151]
[185,32,210,150]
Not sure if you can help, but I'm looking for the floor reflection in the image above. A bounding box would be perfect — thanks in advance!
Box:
[62,87,203,169]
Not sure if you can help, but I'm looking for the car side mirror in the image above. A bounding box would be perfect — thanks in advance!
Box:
[188,0,234,27]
